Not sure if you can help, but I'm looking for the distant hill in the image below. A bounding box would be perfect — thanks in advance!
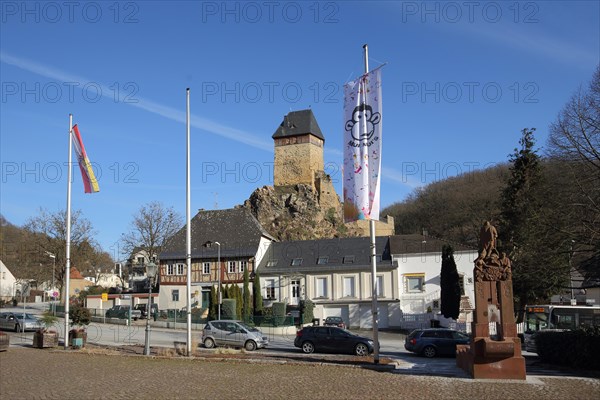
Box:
[381,164,509,248]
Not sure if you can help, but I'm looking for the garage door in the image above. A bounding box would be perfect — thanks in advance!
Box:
[323,306,349,327]
[359,304,389,329]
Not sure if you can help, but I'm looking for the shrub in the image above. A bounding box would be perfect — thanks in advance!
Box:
[272,302,287,326]
[536,326,600,370]
[300,299,314,324]
[70,305,91,328]
[222,299,237,319]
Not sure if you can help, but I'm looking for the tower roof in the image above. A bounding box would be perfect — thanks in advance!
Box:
[272,109,325,141]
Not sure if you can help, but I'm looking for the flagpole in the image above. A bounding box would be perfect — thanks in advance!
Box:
[186,88,192,356]
[363,44,380,365]
[65,114,73,349]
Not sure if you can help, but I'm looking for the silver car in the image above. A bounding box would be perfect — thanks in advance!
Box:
[202,320,268,351]
[0,312,43,332]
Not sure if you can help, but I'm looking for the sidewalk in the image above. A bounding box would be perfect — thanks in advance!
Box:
[1,346,599,400]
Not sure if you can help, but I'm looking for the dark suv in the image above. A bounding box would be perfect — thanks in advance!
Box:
[404,328,470,358]
[294,326,374,356]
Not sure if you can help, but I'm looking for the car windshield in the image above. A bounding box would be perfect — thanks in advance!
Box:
[16,314,37,320]
[238,322,259,332]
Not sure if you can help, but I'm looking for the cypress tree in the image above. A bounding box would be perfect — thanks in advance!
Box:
[440,244,461,320]
[253,271,263,316]
[243,268,251,322]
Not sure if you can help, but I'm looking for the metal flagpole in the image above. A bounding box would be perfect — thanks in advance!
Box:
[363,44,380,364]
[186,88,192,356]
[65,114,73,349]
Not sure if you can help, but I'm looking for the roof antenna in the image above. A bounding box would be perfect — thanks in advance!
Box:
[214,192,218,210]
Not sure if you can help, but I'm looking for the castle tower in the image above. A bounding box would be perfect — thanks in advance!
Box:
[272,109,324,189]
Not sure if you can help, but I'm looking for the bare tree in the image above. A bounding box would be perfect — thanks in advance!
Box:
[121,201,183,265]
[547,66,600,280]
[23,208,96,298]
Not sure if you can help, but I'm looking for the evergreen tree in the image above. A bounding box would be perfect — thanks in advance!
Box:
[208,286,217,320]
[253,271,263,316]
[499,128,569,321]
[234,285,243,320]
[243,268,251,322]
[440,245,461,320]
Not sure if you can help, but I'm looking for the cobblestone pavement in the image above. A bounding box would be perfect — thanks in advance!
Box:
[1,347,599,400]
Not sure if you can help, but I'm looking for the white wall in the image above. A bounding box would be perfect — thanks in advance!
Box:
[394,250,477,314]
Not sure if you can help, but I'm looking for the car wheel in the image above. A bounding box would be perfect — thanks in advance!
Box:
[14,324,20,332]
[355,343,369,356]
[204,337,216,349]
[244,340,257,351]
[301,341,315,354]
[423,345,437,358]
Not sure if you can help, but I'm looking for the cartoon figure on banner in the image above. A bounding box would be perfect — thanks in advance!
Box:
[345,103,381,142]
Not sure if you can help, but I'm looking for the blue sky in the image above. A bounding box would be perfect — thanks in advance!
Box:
[1,1,598,260]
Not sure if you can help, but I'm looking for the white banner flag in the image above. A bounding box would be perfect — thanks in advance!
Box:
[343,67,382,222]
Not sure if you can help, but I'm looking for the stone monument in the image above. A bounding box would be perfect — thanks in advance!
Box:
[456,221,526,379]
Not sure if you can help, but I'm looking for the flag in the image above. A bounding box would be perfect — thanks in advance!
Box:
[71,124,100,193]
[343,67,382,222]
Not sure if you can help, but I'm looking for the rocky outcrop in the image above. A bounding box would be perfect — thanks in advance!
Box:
[243,185,356,241]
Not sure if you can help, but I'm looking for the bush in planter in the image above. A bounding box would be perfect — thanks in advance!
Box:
[69,305,91,348]
[33,311,59,348]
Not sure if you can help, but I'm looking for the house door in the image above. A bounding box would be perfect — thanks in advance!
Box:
[291,280,301,305]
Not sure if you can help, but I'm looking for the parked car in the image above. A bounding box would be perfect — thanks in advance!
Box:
[323,316,346,329]
[133,303,158,319]
[404,328,470,358]
[105,305,141,320]
[0,312,43,332]
[202,320,268,351]
[294,326,374,356]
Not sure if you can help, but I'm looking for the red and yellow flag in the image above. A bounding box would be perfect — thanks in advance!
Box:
[71,124,99,193]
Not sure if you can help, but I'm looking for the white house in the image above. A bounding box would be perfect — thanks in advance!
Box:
[389,235,478,328]
[257,236,401,329]
[0,260,17,301]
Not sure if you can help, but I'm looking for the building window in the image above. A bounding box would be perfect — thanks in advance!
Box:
[458,274,465,295]
[152,256,157,262]
[405,274,425,293]
[266,259,278,267]
[239,261,247,273]
[228,261,236,273]
[343,255,355,264]
[167,264,174,275]
[172,289,179,302]
[316,277,328,298]
[317,257,328,265]
[375,275,384,297]
[203,262,210,275]
[177,263,185,275]
[137,256,144,265]
[291,258,303,266]
[343,276,355,298]
[265,279,276,299]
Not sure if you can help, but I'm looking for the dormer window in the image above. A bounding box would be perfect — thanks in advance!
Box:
[317,257,328,265]
[291,258,303,266]
[343,255,355,264]
[266,260,278,267]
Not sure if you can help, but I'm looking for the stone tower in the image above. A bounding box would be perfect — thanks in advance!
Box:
[272,109,324,190]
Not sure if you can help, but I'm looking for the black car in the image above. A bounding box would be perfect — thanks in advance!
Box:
[404,328,470,358]
[294,326,374,356]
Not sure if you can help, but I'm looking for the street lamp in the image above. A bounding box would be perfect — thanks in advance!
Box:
[144,262,158,356]
[203,241,221,320]
[45,251,56,315]
[215,242,221,320]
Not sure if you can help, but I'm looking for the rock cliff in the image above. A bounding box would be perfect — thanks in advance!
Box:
[242,184,356,241]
